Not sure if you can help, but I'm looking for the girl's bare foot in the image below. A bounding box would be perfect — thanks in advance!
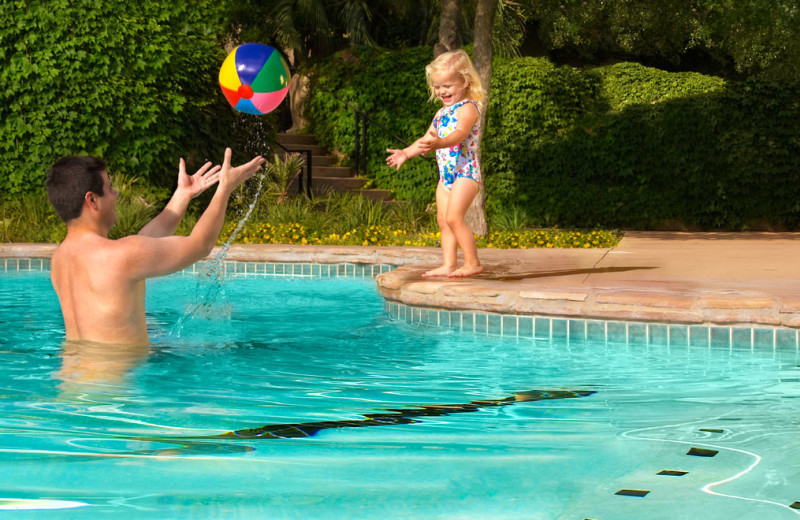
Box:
[422,265,455,277]
[448,265,484,277]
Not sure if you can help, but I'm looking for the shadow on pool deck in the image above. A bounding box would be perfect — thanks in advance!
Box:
[3,231,800,328]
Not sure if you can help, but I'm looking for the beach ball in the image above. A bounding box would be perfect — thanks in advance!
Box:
[219,43,290,115]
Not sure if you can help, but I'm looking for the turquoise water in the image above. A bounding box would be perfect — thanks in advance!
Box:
[1,270,799,519]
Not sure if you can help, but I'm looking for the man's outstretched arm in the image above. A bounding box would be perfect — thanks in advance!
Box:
[138,159,221,238]
[122,149,264,279]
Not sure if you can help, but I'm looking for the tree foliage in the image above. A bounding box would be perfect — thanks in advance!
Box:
[228,0,529,67]
[528,0,800,80]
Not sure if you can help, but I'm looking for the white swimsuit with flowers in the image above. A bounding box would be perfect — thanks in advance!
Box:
[432,99,481,190]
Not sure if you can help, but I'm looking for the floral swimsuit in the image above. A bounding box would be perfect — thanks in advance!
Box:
[432,99,481,190]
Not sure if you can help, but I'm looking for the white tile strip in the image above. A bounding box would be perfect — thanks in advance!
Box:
[384,300,800,351]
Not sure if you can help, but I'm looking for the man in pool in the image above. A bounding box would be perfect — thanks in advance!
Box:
[45,148,264,345]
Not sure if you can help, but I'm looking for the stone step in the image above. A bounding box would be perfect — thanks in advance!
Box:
[313,166,353,178]
[275,132,395,202]
[278,143,328,156]
[357,189,394,202]
[288,177,393,202]
[274,151,335,167]
[276,133,318,146]
[311,155,335,166]
[313,177,368,191]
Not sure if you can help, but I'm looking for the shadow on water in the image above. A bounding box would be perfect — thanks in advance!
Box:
[31,390,598,460]
[111,389,597,456]
[210,389,596,440]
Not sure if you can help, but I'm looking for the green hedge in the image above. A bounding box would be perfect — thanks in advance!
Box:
[490,63,800,229]
[304,48,800,229]
[0,0,236,195]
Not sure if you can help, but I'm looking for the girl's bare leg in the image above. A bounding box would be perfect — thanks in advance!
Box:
[422,182,458,277]
[446,179,483,277]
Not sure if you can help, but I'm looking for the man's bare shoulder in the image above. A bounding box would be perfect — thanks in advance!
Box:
[55,233,156,276]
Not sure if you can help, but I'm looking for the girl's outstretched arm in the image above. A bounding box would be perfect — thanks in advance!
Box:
[419,102,479,151]
[386,123,437,170]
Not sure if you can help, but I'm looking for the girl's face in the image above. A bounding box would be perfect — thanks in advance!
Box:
[431,70,466,107]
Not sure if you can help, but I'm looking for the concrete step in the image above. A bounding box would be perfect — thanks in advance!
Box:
[313,177,368,191]
[311,155,335,166]
[357,189,394,201]
[274,150,335,167]
[278,143,328,156]
[287,177,393,202]
[276,133,318,146]
[276,132,395,202]
[313,166,353,178]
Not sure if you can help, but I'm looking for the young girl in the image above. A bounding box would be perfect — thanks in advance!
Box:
[386,49,484,278]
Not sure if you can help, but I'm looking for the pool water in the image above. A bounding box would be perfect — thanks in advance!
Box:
[1,270,799,519]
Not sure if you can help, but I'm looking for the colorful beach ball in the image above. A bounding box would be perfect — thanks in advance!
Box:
[219,43,290,115]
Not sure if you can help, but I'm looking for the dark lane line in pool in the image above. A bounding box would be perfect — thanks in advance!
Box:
[212,389,597,440]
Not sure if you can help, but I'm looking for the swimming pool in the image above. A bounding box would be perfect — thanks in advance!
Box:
[1,267,799,519]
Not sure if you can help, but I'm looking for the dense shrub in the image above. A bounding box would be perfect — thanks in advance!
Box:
[0,0,236,195]
[489,63,800,229]
[484,59,735,228]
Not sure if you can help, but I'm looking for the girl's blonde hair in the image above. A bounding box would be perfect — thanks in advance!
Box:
[425,49,485,108]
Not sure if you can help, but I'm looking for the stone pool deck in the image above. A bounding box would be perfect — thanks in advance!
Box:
[3,231,800,328]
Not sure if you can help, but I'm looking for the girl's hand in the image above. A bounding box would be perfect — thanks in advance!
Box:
[386,148,408,170]
[418,130,441,154]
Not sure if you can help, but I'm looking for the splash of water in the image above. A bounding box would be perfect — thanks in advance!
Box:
[171,172,265,338]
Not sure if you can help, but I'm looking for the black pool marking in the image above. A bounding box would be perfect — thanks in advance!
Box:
[212,389,596,440]
[687,447,719,457]
[657,470,688,476]
[615,489,650,497]
[699,428,725,433]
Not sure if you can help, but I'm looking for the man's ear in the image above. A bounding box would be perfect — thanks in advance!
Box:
[84,192,98,210]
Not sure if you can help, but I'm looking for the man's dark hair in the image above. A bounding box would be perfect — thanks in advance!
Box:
[46,156,107,223]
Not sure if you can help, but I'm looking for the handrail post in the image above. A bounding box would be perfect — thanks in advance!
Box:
[297,160,304,195]
[362,112,368,177]
[305,149,313,198]
[354,109,360,177]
